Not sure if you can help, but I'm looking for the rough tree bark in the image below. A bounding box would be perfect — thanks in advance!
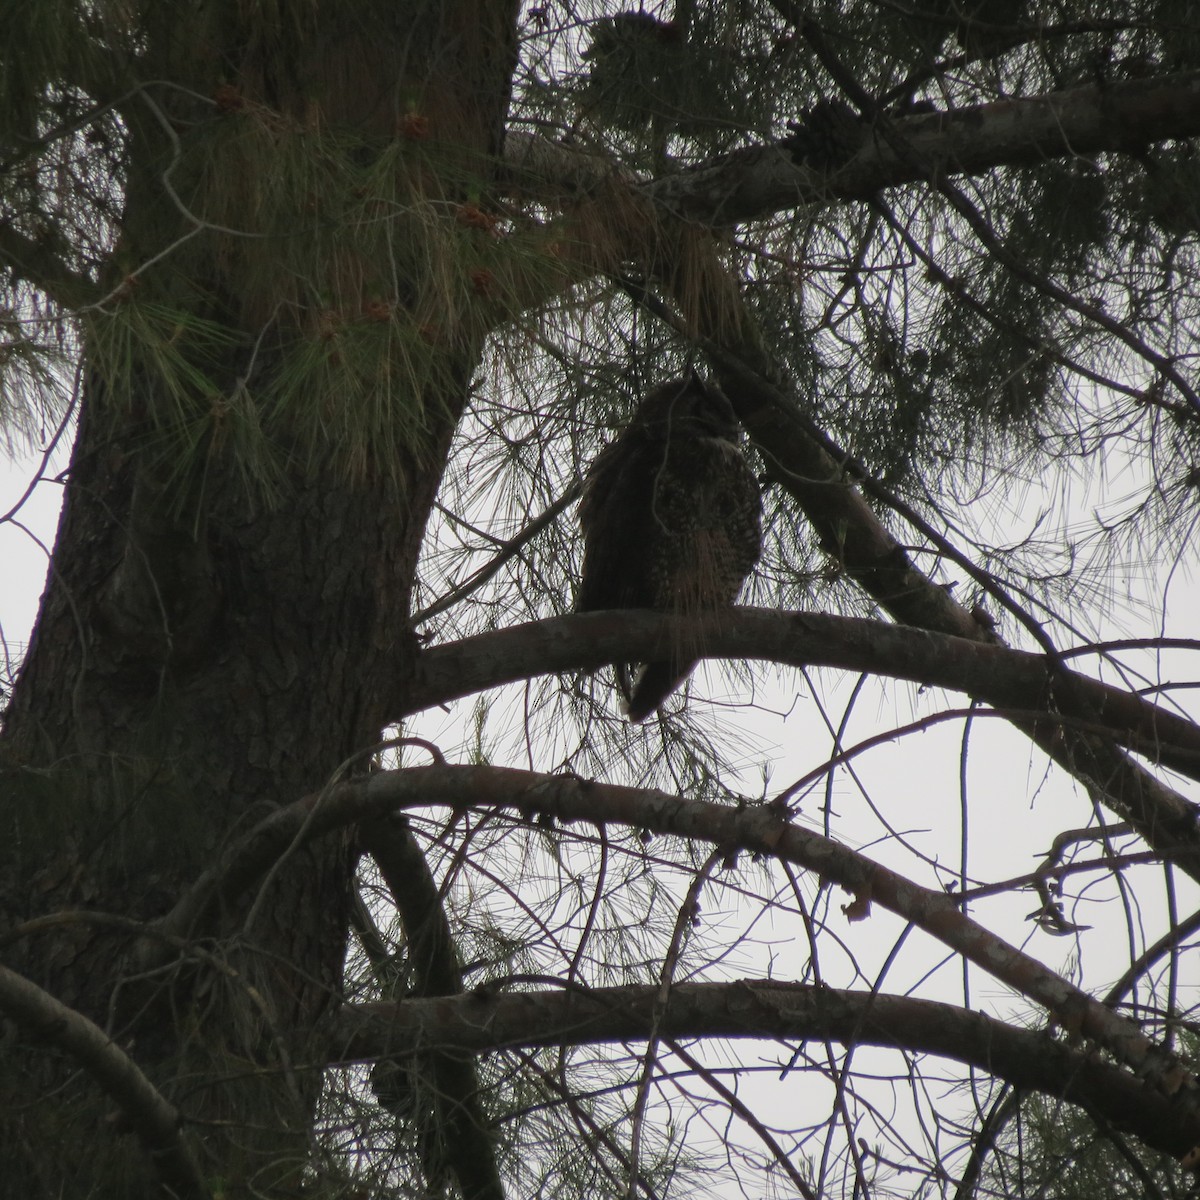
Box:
[0,2,518,1194]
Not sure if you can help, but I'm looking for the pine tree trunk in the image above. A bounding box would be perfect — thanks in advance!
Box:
[0,2,518,1193]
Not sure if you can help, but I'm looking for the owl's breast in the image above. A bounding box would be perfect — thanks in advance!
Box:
[646,440,761,611]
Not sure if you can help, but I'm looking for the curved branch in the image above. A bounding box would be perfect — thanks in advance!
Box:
[158,762,1198,1110]
[642,68,1200,227]
[0,964,208,1200]
[402,606,1200,885]
[326,979,1200,1160]
[403,608,1200,789]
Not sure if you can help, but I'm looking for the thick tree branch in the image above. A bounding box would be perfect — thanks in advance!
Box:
[644,68,1200,226]
[402,608,1200,789]
[508,70,1200,229]
[405,607,1200,883]
[326,979,1200,1159]
[158,763,1197,1110]
[0,964,208,1200]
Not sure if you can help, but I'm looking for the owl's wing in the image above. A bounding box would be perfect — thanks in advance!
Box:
[576,435,660,612]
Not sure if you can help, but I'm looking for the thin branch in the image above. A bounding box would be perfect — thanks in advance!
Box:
[627,850,722,1200]
[508,1048,664,1200]
[954,851,1159,903]
[413,483,581,625]
[361,815,505,1200]
[1105,906,1200,1008]
[664,1036,819,1200]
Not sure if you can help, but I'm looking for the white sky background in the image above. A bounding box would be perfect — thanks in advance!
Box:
[3,390,1199,1194]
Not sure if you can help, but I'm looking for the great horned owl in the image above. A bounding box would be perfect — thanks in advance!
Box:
[577,374,762,721]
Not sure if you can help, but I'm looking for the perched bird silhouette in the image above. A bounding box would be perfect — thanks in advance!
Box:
[577,374,762,721]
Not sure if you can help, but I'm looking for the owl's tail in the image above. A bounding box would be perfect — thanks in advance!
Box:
[620,658,698,723]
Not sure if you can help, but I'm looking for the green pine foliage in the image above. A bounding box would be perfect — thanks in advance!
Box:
[982,1088,1194,1199]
